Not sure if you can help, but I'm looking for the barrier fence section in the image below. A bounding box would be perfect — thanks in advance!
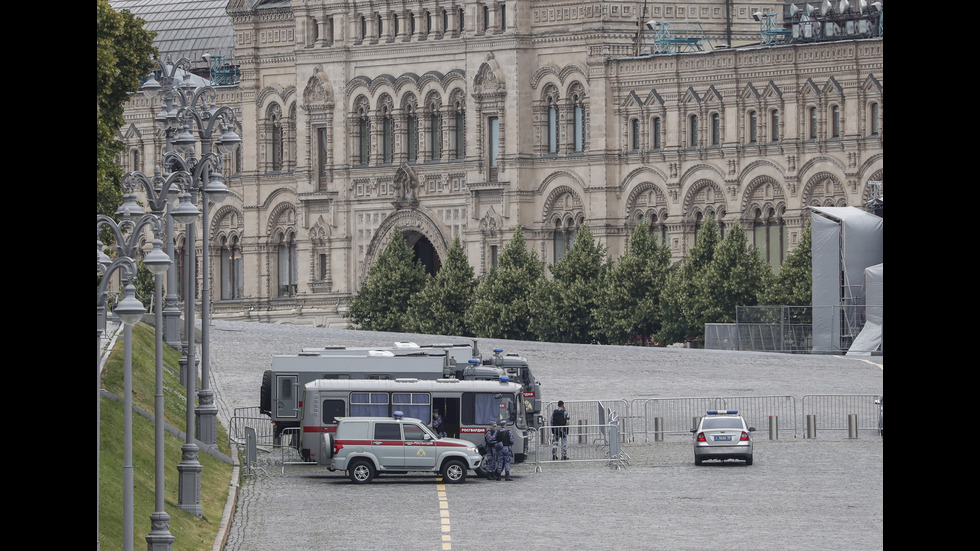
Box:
[542,399,631,443]
[801,394,882,438]
[530,423,630,470]
[629,396,798,440]
[230,406,274,447]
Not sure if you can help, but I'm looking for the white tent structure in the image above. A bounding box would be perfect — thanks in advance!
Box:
[809,207,883,354]
[847,263,883,355]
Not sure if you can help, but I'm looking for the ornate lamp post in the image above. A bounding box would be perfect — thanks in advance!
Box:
[142,60,241,449]
[98,210,170,551]
[141,57,194,348]
[117,168,191,550]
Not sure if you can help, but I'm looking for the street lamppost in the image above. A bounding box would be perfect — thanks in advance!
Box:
[142,62,240,448]
[98,210,170,551]
[141,57,195,348]
[117,168,191,550]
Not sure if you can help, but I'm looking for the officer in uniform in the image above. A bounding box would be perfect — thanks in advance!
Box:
[432,410,446,437]
[494,420,514,481]
[484,421,497,480]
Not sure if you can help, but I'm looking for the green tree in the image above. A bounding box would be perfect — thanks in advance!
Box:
[760,220,812,306]
[530,224,606,343]
[596,224,671,345]
[346,231,427,331]
[657,215,721,345]
[407,235,476,336]
[98,0,156,217]
[465,227,545,340]
[697,223,775,324]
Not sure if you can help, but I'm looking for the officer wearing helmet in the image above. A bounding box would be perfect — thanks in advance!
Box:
[493,419,514,481]
[484,421,497,479]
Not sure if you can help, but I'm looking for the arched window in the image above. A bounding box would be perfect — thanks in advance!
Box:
[356,104,370,165]
[451,96,465,159]
[689,114,698,147]
[831,105,841,138]
[277,231,298,297]
[429,105,442,160]
[381,103,394,164]
[748,110,758,144]
[548,97,558,153]
[770,109,780,142]
[269,105,284,171]
[482,4,489,32]
[630,118,640,151]
[406,103,419,163]
[219,234,243,300]
[752,208,786,272]
[869,102,880,136]
[553,217,578,262]
[572,92,585,152]
[710,113,721,146]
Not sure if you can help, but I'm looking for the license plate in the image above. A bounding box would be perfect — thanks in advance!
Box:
[713,435,731,441]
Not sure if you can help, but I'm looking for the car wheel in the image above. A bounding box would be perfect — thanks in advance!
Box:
[348,459,375,484]
[442,459,467,483]
[744,455,753,466]
[694,456,703,466]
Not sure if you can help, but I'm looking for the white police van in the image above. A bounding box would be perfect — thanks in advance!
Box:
[324,412,484,483]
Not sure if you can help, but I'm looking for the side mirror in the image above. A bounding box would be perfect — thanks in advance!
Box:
[423,433,432,440]
[748,427,757,432]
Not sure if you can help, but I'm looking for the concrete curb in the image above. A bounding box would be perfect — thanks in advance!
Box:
[214,443,240,551]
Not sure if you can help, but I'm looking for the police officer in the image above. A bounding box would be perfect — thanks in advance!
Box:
[484,421,497,480]
[494,420,514,481]
[432,410,446,437]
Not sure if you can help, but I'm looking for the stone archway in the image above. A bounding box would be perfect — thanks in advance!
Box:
[404,230,441,276]
[361,209,450,284]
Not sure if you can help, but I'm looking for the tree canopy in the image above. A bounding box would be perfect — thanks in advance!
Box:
[407,235,476,336]
[465,227,545,340]
[97,0,156,217]
[761,220,812,306]
[346,231,428,332]
[530,224,606,343]
[596,223,671,345]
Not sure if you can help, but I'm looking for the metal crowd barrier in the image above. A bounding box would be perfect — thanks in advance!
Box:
[801,394,882,438]
[229,406,275,446]
[531,422,630,471]
[629,396,798,440]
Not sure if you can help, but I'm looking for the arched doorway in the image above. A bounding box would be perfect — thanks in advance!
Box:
[403,230,441,276]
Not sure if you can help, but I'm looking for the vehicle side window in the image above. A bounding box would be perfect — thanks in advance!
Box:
[374,422,401,440]
[321,399,346,424]
[403,424,427,440]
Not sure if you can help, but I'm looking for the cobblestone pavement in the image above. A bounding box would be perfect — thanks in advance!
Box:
[206,320,883,551]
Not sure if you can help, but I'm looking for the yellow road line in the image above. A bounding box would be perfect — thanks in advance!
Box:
[436,482,451,549]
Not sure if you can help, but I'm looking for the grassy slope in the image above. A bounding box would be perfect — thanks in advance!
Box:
[99,322,234,551]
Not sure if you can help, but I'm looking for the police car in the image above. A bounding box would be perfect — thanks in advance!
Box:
[691,410,756,466]
[325,412,484,483]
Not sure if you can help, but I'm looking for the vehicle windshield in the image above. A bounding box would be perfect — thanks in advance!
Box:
[702,418,744,430]
[476,392,524,428]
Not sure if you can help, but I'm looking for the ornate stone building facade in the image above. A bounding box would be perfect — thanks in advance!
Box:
[120,0,883,325]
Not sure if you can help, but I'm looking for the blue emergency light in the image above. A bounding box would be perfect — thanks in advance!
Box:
[393,411,404,419]
[706,410,738,415]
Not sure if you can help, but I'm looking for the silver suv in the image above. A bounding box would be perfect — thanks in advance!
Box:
[325,414,483,483]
